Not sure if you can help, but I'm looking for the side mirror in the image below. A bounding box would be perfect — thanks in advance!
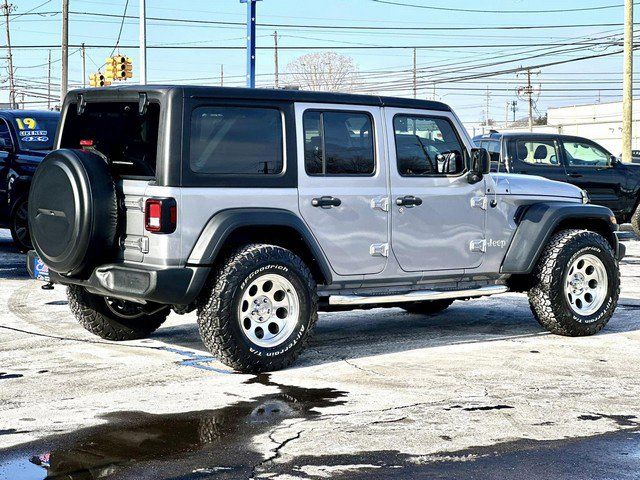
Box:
[468,147,490,184]
[610,155,619,165]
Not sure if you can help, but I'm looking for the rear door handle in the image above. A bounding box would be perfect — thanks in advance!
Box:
[312,196,342,208]
[568,173,583,178]
[396,195,423,207]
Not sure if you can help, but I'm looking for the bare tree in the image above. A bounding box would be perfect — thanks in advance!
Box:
[286,52,359,92]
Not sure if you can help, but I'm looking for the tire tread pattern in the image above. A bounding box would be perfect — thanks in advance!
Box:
[197,244,317,373]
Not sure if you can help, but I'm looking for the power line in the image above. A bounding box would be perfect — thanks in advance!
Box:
[370,0,636,14]
[109,0,129,57]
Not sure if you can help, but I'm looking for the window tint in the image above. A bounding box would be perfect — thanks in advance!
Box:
[514,139,560,166]
[562,140,611,167]
[393,115,465,176]
[0,120,12,149]
[485,140,500,163]
[190,107,283,175]
[303,111,374,175]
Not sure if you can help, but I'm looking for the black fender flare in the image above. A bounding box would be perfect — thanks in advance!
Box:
[186,208,333,284]
[501,202,620,274]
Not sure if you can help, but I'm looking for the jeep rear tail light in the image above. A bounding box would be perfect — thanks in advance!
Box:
[145,198,177,234]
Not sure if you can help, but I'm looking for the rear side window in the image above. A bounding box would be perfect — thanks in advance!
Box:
[303,111,375,175]
[393,115,465,176]
[190,107,283,175]
[61,102,160,177]
[514,139,560,166]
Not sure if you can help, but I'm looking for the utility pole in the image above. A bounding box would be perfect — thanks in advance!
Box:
[412,48,417,99]
[2,0,15,109]
[81,43,86,88]
[526,69,533,132]
[623,0,634,163]
[61,0,69,103]
[47,50,51,109]
[220,64,224,86]
[273,31,279,89]
[241,0,260,88]
[484,86,491,126]
[509,100,517,123]
[505,101,509,129]
[139,0,147,84]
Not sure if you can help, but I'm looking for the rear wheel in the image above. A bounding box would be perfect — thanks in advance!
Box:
[528,229,619,336]
[197,244,317,373]
[402,299,454,315]
[9,196,31,253]
[67,285,169,341]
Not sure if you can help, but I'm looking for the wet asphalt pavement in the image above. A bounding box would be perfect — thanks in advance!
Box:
[1,229,640,479]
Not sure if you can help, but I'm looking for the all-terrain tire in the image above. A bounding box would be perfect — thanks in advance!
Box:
[527,229,619,336]
[631,203,640,239]
[197,244,318,373]
[9,195,31,253]
[67,286,169,340]
[402,299,454,315]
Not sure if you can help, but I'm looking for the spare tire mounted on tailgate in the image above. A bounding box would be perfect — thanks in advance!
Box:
[28,149,119,277]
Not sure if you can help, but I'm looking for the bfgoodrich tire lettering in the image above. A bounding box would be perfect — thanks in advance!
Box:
[68,286,169,340]
[527,229,620,336]
[197,244,317,373]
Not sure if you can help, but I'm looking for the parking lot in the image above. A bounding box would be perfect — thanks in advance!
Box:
[0,228,639,479]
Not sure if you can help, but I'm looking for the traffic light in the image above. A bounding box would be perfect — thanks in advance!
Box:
[105,55,133,81]
[89,72,111,87]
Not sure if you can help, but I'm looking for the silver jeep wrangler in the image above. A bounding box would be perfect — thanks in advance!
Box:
[27,86,625,372]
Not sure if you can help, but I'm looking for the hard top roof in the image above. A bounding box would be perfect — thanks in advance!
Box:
[68,85,452,111]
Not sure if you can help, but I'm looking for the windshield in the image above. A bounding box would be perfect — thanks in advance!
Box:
[13,114,59,151]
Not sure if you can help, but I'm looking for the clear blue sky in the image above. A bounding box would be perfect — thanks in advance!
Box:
[6,0,637,122]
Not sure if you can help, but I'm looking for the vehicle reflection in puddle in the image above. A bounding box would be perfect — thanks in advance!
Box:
[0,375,346,479]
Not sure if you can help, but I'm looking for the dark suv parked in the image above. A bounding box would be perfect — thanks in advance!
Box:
[473,132,640,236]
[0,110,60,251]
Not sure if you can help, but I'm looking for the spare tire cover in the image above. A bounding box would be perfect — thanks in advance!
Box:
[28,149,119,276]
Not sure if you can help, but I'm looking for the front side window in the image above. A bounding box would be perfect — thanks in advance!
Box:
[562,140,611,167]
[515,139,560,166]
[303,111,375,175]
[190,107,283,175]
[393,115,465,176]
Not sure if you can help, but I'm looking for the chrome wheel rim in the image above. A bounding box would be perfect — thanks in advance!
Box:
[238,273,300,348]
[564,253,608,317]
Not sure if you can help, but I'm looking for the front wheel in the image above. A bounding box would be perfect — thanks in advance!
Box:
[528,229,620,336]
[10,196,31,253]
[197,244,317,373]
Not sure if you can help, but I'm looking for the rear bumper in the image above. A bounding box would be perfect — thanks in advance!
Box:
[34,257,210,305]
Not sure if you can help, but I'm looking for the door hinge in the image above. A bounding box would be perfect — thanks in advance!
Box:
[469,239,487,253]
[471,196,488,210]
[123,235,149,254]
[370,196,389,212]
[370,243,389,257]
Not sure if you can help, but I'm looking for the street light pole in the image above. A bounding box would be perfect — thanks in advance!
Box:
[139,0,147,84]
[623,0,634,163]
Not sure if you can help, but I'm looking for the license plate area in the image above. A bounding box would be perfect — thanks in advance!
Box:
[27,251,51,282]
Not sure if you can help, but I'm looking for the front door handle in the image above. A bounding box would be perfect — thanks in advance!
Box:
[312,196,342,208]
[568,173,583,178]
[396,195,423,207]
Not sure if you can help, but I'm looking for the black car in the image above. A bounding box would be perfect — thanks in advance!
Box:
[0,110,60,251]
[473,131,640,236]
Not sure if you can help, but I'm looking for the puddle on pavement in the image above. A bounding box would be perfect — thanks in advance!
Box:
[0,375,346,479]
